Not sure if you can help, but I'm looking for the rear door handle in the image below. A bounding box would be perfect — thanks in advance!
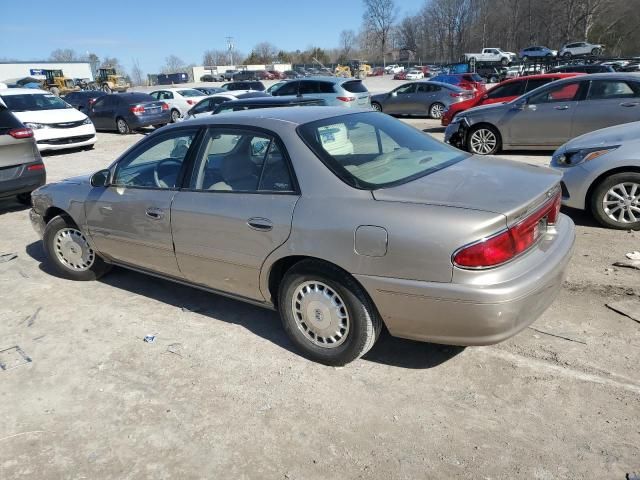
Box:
[554,105,569,110]
[145,208,165,220]
[620,102,639,107]
[247,217,273,231]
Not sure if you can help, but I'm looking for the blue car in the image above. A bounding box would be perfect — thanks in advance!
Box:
[519,46,557,59]
[87,92,171,134]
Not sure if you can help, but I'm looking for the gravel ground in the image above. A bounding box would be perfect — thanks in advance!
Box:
[1,79,639,479]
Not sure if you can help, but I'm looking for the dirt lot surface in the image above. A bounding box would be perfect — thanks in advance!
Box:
[1,81,639,479]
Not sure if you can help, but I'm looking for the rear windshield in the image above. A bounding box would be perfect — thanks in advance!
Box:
[125,93,155,103]
[297,112,467,189]
[342,81,368,93]
[1,93,71,111]
[178,89,205,97]
[0,106,24,131]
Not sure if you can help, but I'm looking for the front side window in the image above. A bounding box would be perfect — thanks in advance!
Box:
[297,112,467,189]
[113,129,198,188]
[528,82,581,104]
[394,84,417,95]
[190,129,294,192]
[178,89,205,98]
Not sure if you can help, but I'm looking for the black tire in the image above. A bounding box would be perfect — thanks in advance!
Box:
[500,57,509,66]
[371,102,382,112]
[83,144,95,151]
[116,117,130,134]
[429,102,445,119]
[170,109,181,123]
[563,52,572,58]
[591,48,600,56]
[278,259,383,366]
[466,124,501,155]
[16,192,32,206]
[590,172,640,230]
[43,215,112,281]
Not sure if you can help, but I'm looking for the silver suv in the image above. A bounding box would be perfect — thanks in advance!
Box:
[0,100,45,205]
[271,77,370,108]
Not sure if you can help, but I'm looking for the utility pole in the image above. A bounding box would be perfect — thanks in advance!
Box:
[225,37,234,66]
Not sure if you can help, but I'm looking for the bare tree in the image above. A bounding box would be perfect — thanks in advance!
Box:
[251,42,278,63]
[100,56,126,75]
[49,49,78,62]
[339,30,357,60]
[162,55,186,74]
[362,0,397,66]
[130,59,144,86]
[203,49,228,66]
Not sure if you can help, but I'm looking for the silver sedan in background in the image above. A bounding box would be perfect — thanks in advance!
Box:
[551,121,640,229]
[446,73,640,155]
[29,108,574,365]
[371,81,475,119]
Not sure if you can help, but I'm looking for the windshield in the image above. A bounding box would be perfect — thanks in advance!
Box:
[1,93,71,112]
[178,89,205,97]
[297,112,468,189]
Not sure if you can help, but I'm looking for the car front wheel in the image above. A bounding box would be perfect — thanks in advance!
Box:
[429,102,445,119]
[43,215,112,280]
[591,172,640,230]
[279,260,382,366]
[467,125,500,155]
[371,102,382,112]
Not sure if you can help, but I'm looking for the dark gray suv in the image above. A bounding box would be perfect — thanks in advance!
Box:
[0,100,45,205]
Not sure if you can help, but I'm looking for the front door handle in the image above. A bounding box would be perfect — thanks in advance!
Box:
[554,105,569,110]
[145,207,165,220]
[247,217,273,232]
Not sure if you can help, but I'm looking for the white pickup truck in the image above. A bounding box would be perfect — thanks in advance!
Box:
[463,48,516,65]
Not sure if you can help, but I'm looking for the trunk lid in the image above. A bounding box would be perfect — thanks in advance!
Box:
[372,155,562,225]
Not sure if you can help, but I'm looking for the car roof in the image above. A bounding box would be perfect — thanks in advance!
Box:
[177,106,368,128]
[218,97,324,107]
[501,73,584,84]
[549,72,640,81]
[418,80,461,90]
[0,88,50,96]
[284,76,359,84]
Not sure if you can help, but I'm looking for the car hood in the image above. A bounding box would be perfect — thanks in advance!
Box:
[461,102,507,117]
[372,155,561,225]
[559,121,640,151]
[13,108,87,123]
[59,173,92,184]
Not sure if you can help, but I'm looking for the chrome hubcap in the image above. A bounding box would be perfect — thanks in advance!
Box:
[372,103,381,111]
[430,104,444,118]
[291,281,349,348]
[470,128,497,154]
[171,111,179,122]
[54,228,95,271]
[117,120,126,132]
[603,182,640,224]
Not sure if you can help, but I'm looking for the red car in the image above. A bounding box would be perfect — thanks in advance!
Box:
[268,70,285,80]
[369,67,384,76]
[440,73,584,126]
[255,70,276,80]
[393,71,407,80]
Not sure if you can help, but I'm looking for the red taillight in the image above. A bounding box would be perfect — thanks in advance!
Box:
[130,105,145,115]
[453,191,561,268]
[337,96,355,102]
[27,163,45,171]
[8,128,33,139]
[186,99,195,105]
[161,102,169,111]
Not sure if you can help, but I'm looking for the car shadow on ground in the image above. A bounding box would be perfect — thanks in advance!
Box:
[25,240,464,369]
[422,126,445,134]
[0,198,28,216]
[561,206,601,228]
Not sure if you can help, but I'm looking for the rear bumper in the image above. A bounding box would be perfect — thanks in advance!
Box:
[128,112,172,128]
[356,215,575,346]
[0,162,46,198]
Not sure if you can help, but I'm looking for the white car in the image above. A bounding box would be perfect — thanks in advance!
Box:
[148,88,210,122]
[559,41,604,57]
[405,69,424,80]
[181,91,253,120]
[385,64,404,74]
[0,88,96,152]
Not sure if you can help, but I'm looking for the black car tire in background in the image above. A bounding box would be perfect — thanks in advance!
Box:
[116,117,130,134]
[371,102,382,112]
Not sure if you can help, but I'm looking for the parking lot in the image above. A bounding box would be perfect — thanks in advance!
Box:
[1,76,639,479]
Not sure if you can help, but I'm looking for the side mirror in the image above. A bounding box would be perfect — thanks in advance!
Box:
[512,100,527,111]
[90,169,110,187]
[391,91,397,97]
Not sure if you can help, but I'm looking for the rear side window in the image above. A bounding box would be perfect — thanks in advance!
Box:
[587,80,639,100]
[524,78,554,92]
[275,82,298,96]
[318,82,335,93]
[0,106,24,132]
[487,81,525,99]
[529,82,581,103]
[342,81,368,93]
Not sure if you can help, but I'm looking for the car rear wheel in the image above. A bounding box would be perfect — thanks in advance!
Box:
[116,117,130,134]
[467,125,500,155]
[371,102,382,112]
[429,102,445,119]
[170,109,181,123]
[16,192,32,206]
[591,172,640,230]
[501,57,509,65]
[591,48,601,56]
[43,215,111,281]
[563,52,572,58]
[278,260,382,366]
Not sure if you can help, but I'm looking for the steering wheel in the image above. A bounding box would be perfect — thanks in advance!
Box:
[153,158,182,188]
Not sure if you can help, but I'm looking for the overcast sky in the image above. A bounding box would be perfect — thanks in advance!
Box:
[0,0,425,73]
